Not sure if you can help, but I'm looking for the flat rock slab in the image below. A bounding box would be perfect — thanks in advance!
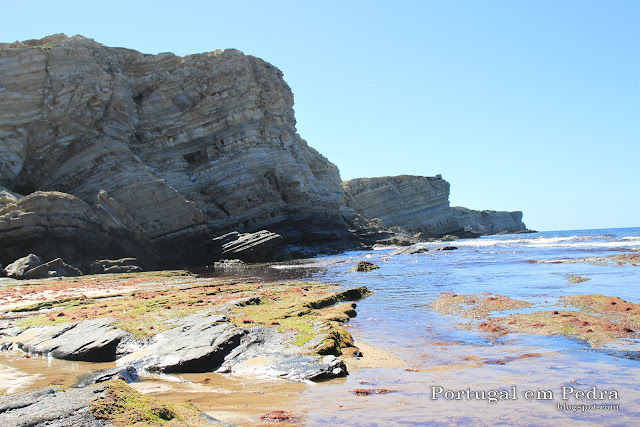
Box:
[75,366,140,388]
[23,257,83,279]
[13,319,130,362]
[0,384,113,427]
[211,230,282,262]
[391,245,430,255]
[129,313,248,373]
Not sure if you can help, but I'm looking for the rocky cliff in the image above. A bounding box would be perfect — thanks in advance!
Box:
[0,34,362,267]
[342,175,462,236]
[451,207,526,235]
[342,175,527,237]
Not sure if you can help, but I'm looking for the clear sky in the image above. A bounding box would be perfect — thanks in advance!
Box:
[1,0,638,231]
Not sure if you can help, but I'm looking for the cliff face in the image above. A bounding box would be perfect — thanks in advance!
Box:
[342,175,526,237]
[342,175,462,236]
[0,34,358,266]
[451,207,526,235]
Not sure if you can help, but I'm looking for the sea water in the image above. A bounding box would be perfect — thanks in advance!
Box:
[290,227,640,425]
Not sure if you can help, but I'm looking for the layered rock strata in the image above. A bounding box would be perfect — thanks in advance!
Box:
[0,191,149,268]
[0,34,362,267]
[342,175,526,237]
[342,175,463,237]
[451,207,526,235]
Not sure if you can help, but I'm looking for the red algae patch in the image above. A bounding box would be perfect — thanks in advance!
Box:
[352,388,398,396]
[432,292,640,348]
[430,293,532,319]
[260,410,299,423]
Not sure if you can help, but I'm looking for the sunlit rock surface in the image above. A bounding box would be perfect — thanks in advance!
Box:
[0,34,362,266]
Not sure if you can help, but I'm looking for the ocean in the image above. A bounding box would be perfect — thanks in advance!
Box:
[286,227,640,425]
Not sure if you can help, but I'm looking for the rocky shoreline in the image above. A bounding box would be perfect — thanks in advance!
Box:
[1,33,534,425]
[0,267,375,425]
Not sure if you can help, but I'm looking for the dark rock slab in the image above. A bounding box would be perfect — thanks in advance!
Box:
[4,254,43,279]
[0,381,229,427]
[133,313,248,373]
[284,355,348,382]
[0,384,112,427]
[22,257,83,279]
[75,366,140,388]
[210,230,282,262]
[89,258,142,275]
[434,246,458,251]
[391,245,429,255]
[306,287,373,309]
[14,319,130,362]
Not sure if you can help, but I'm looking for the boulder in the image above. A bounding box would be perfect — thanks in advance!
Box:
[4,254,42,279]
[89,258,142,275]
[284,355,348,382]
[354,261,380,272]
[14,319,130,362]
[22,258,83,279]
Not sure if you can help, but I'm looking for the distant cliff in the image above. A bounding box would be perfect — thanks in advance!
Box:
[0,34,364,267]
[342,175,527,237]
[342,175,462,236]
[451,207,526,235]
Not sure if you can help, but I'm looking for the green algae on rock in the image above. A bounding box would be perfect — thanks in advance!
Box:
[353,261,380,272]
[1,271,372,370]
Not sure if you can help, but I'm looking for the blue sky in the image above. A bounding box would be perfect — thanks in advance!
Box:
[1,0,638,231]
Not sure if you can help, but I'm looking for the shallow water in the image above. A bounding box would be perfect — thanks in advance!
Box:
[292,227,640,425]
[1,227,639,425]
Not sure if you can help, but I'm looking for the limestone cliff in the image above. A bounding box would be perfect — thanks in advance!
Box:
[342,175,462,236]
[0,34,361,266]
[342,175,526,237]
[451,207,526,235]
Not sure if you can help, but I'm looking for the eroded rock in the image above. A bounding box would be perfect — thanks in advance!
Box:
[354,261,380,272]
[4,254,42,279]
